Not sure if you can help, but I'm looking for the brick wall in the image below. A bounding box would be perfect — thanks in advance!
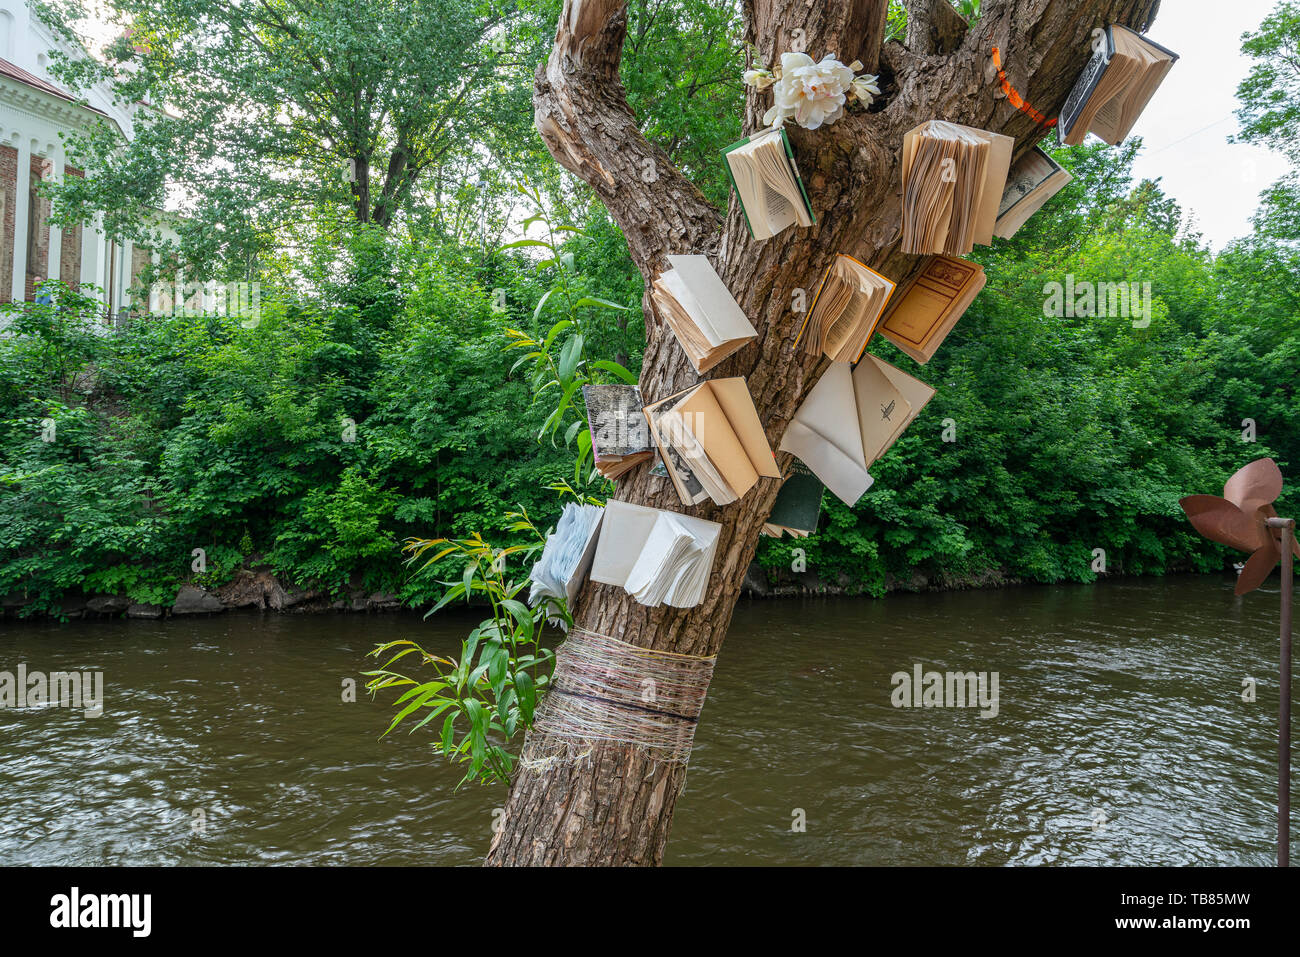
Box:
[58,165,84,292]
[0,144,14,305]
[24,154,51,301]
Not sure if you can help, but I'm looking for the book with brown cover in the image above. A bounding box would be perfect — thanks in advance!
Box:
[878,256,986,364]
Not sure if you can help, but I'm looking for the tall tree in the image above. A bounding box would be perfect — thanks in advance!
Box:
[1235,0,1300,243]
[486,0,1165,865]
[36,0,526,273]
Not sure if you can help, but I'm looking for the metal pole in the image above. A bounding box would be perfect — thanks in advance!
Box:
[1267,517,1294,867]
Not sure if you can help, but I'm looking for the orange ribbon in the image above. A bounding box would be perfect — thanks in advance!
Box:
[992,47,1057,128]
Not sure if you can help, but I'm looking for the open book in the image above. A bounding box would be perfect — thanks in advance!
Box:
[527,502,604,627]
[651,255,757,375]
[643,377,781,506]
[994,147,1073,239]
[878,255,986,364]
[761,461,824,539]
[589,500,721,608]
[722,126,815,241]
[778,354,935,506]
[583,384,653,479]
[794,254,897,362]
[1059,25,1178,147]
[900,121,1013,256]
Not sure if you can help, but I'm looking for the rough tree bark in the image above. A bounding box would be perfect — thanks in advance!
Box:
[487,0,1163,866]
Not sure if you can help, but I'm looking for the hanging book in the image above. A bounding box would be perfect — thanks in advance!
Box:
[994,147,1073,239]
[778,354,935,506]
[878,256,985,364]
[900,121,1014,256]
[648,393,711,507]
[589,500,721,608]
[762,461,824,539]
[1059,25,1177,147]
[527,502,604,627]
[643,377,781,507]
[722,126,815,241]
[794,254,897,362]
[583,384,653,479]
[650,254,757,375]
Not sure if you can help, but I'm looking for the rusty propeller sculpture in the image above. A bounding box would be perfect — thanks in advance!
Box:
[1180,458,1296,866]
[1181,458,1299,595]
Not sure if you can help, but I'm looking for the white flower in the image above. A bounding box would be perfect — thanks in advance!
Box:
[850,73,881,107]
[763,52,857,130]
[743,68,776,90]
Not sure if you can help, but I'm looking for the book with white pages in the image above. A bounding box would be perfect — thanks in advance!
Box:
[778,355,935,506]
[651,255,757,374]
[993,147,1072,240]
[624,512,712,607]
[794,254,897,362]
[1058,25,1178,147]
[643,376,780,507]
[527,502,604,627]
[589,500,721,608]
[722,126,815,241]
[901,120,1014,256]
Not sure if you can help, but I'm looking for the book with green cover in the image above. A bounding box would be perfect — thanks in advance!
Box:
[722,126,815,241]
[762,461,824,538]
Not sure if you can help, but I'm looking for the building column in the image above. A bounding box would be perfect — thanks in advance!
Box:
[79,213,101,302]
[107,240,119,316]
[148,248,161,312]
[102,238,114,311]
[120,238,133,313]
[45,147,63,281]
[11,137,30,302]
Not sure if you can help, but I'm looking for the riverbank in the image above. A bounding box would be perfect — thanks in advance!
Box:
[3,558,1215,621]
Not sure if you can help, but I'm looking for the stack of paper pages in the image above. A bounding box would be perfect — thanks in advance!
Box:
[900,120,1013,256]
[878,255,986,364]
[778,354,935,506]
[589,500,721,608]
[795,254,896,362]
[643,377,780,506]
[722,126,816,240]
[1059,25,1178,147]
[583,384,653,479]
[527,502,604,625]
[651,255,757,375]
[994,147,1072,240]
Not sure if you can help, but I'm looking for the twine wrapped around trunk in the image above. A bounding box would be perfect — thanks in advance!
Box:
[520,627,717,772]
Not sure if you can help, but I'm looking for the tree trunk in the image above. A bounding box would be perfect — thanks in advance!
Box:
[487,0,1163,866]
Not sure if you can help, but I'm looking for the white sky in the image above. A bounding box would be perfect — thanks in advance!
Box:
[1126,0,1291,250]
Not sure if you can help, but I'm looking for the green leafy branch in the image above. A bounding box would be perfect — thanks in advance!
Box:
[363,517,555,786]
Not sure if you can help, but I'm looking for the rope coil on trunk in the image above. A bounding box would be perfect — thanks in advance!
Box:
[520,627,717,771]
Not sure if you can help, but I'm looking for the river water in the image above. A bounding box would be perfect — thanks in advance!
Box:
[0,575,1289,865]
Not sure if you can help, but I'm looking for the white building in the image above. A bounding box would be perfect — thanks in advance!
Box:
[0,0,172,317]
